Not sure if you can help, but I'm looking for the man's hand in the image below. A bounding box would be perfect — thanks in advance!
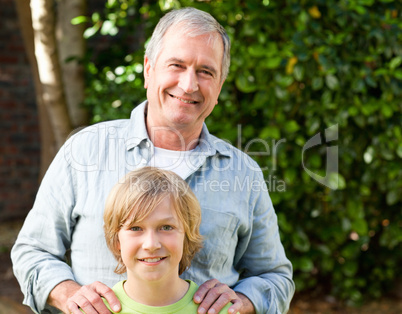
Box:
[47,280,121,313]
[193,279,255,314]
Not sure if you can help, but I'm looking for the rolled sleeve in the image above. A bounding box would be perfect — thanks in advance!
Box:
[11,143,77,313]
[232,170,295,313]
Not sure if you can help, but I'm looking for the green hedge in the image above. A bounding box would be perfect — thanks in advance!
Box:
[81,0,402,305]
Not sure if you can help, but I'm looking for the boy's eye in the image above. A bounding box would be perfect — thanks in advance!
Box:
[161,225,173,231]
[130,226,142,231]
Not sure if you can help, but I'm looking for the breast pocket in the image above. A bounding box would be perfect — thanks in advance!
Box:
[194,207,240,274]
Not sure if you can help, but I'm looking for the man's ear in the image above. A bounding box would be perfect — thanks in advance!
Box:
[144,55,152,89]
[215,80,225,105]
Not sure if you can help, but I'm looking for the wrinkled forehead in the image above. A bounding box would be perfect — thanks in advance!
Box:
[166,23,223,49]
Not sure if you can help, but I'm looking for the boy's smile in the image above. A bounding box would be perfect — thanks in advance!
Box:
[117,196,185,284]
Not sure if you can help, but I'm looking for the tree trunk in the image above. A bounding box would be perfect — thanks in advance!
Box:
[30,0,72,148]
[57,0,88,129]
[14,0,57,180]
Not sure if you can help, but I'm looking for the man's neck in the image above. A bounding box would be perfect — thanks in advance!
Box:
[123,277,189,306]
[145,112,202,151]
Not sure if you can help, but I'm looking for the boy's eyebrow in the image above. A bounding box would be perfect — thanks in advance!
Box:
[165,57,218,76]
[125,216,178,226]
[157,216,179,223]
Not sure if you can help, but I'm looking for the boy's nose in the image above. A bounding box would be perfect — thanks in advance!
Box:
[142,231,162,251]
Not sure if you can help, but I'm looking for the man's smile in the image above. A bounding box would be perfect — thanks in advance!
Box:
[169,93,199,104]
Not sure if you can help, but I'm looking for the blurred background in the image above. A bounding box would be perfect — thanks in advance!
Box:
[1,0,401,313]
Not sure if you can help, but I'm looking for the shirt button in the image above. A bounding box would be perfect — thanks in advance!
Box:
[144,142,150,148]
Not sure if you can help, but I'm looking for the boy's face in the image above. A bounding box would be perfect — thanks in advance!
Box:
[117,196,185,284]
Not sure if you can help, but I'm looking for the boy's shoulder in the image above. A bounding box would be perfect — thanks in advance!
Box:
[103,280,232,314]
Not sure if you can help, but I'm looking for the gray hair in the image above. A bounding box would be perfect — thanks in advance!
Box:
[145,7,231,82]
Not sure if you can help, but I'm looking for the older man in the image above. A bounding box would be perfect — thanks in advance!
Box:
[12,7,294,314]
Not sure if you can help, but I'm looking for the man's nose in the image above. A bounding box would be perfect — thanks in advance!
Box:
[142,231,161,251]
[178,70,199,94]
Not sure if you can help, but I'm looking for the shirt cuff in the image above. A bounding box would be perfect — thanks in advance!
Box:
[233,276,276,314]
[24,267,76,313]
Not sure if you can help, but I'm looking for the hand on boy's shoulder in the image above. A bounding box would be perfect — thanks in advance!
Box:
[191,280,234,314]
[82,280,233,314]
[78,299,113,313]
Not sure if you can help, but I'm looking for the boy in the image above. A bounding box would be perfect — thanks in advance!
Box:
[102,167,232,313]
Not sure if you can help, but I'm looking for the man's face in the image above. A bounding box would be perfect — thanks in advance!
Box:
[144,26,224,135]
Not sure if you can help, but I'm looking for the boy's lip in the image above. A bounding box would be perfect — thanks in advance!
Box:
[138,256,167,263]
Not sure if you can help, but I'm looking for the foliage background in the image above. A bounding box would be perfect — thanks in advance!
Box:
[80,0,402,305]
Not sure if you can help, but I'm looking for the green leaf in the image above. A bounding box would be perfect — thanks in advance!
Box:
[393,70,402,80]
[396,143,402,158]
[386,190,399,206]
[235,74,257,93]
[325,74,339,90]
[292,229,311,252]
[265,56,282,69]
[71,16,88,25]
[284,120,300,133]
[260,126,280,139]
[83,23,100,38]
[389,56,402,70]
[343,261,358,277]
[248,44,266,57]
[328,173,346,190]
[101,20,118,36]
[312,77,323,90]
[351,219,368,235]
[299,257,314,272]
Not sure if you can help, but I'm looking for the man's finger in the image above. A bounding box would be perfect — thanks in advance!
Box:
[227,297,243,314]
[100,288,121,312]
[91,281,121,313]
[193,279,220,304]
[67,295,97,314]
[200,291,236,314]
[197,282,238,314]
[66,299,85,314]
[204,293,239,314]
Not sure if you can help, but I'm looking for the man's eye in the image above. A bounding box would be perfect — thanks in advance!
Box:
[161,225,173,231]
[200,70,213,77]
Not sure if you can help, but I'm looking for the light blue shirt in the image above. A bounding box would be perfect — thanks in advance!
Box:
[12,101,294,313]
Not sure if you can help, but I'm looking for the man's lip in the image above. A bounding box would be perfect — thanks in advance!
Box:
[169,93,199,104]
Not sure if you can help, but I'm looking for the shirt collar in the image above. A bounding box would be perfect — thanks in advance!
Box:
[125,100,231,158]
[125,101,150,150]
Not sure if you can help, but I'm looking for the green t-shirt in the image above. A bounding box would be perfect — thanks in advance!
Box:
[104,280,232,314]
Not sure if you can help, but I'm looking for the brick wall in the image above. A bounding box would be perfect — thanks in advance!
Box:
[0,0,40,220]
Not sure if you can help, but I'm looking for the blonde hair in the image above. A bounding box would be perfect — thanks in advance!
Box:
[103,167,202,275]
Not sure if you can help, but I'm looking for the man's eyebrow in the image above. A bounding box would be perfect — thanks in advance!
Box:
[165,57,218,76]
[165,57,185,65]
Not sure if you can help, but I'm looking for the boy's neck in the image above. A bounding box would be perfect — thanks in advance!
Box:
[123,276,190,306]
